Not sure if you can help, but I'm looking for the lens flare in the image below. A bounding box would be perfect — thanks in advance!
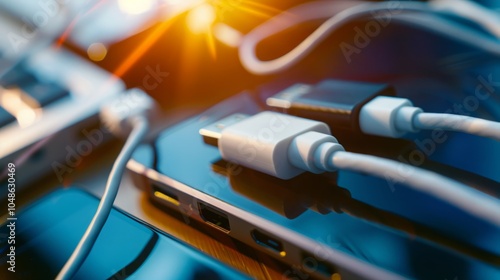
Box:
[118,0,155,15]
[187,3,216,34]
[87,42,107,61]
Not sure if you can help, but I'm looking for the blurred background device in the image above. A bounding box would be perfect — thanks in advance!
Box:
[0,1,127,194]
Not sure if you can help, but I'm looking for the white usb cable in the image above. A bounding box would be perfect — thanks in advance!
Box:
[359,96,500,141]
[56,89,153,280]
[239,1,500,75]
[200,111,500,227]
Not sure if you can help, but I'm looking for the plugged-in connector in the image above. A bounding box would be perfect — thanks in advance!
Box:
[359,96,422,138]
[100,88,154,138]
[57,87,152,280]
[199,113,249,146]
[359,95,500,141]
[199,111,500,227]
[266,80,395,133]
[268,81,500,142]
[200,111,344,179]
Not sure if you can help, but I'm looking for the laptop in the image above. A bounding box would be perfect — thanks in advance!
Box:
[0,1,126,196]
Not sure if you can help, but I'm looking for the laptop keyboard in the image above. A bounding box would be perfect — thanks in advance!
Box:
[18,79,69,107]
[0,45,125,195]
[0,62,37,85]
[0,60,70,128]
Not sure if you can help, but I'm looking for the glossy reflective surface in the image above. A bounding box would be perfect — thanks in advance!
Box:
[140,81,500,279]
[0,189,250,279]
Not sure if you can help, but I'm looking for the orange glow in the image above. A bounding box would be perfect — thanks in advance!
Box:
[87,42,107,61]
[234,5,271,18]
[206,28,217,59]
[209,0,274,19]
[175,29,209,101]
[331,273,342,280]
[241,0,284,15]
[112,18,175,79]
[185,3,220,59]
[210,0,277,19]
[186,3,216,34]
[213,23,242,47]
[56,19,78,48]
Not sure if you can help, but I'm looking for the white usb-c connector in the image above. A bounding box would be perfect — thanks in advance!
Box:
[201,111,500,227]
[360,96,500,141]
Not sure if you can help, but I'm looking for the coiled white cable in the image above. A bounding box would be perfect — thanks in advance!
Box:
[239,1,500,75]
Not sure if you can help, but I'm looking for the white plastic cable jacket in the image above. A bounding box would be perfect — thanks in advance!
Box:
[414,113,500,142]
[239,1,500,75]
[209,113,500,227]
[431,0,500,39]
[291,131,500,227]
[56,116,149,280]
[360,96,500,141]
[328,150,500,227]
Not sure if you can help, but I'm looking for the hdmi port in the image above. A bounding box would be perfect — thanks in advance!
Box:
[251,230,285,256]
[198,202,231,233]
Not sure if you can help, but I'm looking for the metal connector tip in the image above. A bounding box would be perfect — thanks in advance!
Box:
[199,113,249,146]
